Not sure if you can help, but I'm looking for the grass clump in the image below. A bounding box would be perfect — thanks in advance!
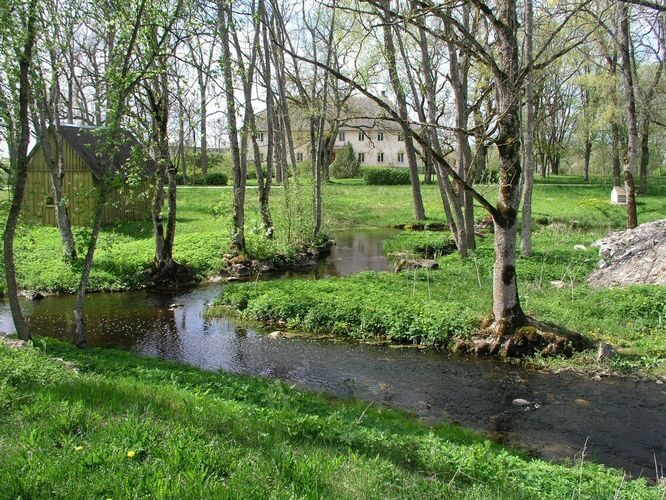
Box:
[0,339,662,499]
[217,272,477,345]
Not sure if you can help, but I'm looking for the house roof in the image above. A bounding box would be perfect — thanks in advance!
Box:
[255,95,401,132]
[58,125,155,180]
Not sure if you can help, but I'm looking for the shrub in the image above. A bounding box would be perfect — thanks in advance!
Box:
[363,167,411,185]
[201,172,228,185]
[176,173,228,186]
[330,142,360,178]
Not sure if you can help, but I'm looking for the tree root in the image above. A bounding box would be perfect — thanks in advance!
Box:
[147,260,197,289]
[453,316,592,358]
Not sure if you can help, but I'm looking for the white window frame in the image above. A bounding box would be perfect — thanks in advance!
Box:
[398,132,403,142]
[377,152,384,163]
[397,152,404,163]
[358,131,365,141]
[358,152,365,163]
[296,152,303,162]
[377,131,384,141]
[339,131,345,142]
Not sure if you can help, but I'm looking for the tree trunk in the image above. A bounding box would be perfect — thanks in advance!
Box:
[37,127,77,260]
[73,186,106,347]
[583,136,592,182]
[610,123,622,186]
[382,12,425,221]
[3,1,37,341]
[198,71,208,177]
[618,3,638,229]
[219,2,246,251]
[521,0,534,257]
[491,0,527,333]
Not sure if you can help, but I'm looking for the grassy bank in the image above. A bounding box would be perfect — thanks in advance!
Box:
[1,338,662,498]
[5,184,318,293]
[214,178,666,376]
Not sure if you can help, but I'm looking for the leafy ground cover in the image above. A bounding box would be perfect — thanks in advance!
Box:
[1,338,662,499]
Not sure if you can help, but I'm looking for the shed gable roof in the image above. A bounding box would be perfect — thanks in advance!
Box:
[58,125,155,180]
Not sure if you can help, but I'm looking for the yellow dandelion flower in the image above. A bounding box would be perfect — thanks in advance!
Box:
[74,446,84,452]
[127,450,136,458]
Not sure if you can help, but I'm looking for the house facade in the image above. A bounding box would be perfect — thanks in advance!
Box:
[253,95,417,169]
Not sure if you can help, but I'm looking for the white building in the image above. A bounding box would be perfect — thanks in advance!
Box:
[253,95,417,169]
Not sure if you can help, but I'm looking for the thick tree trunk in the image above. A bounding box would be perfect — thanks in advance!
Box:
[520,0,534,257]
[73,187,106,347]
[491,0,527,333]
[383,14,425,221]
[618,3,639,229]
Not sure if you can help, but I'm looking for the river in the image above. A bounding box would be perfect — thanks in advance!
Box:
[1,229,664,479]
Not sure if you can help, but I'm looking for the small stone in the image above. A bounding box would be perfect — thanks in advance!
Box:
[597,342,617,362]
[169,303,183,309]
[550,280,565,289]
[226,276,240,282]
[512,398,531,407]
[657,380,664,385]
[267,331,282,339]
[592,375,602,381]
[598,259,607,269]
[574,244,587,251]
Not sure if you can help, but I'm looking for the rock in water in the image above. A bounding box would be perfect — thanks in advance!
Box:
[512,398,531,407]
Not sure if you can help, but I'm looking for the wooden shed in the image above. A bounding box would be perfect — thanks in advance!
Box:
[25,125,154,226]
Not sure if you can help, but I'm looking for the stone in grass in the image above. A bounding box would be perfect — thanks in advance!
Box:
[597,342,617,362]
[573,244,587,251]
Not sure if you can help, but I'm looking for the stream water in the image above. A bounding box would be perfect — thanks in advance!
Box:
[1,229,664,479]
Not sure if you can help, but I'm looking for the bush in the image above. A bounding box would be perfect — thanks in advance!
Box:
[330,142,360,178]
[363,167,411,185]
[176,172,228,186]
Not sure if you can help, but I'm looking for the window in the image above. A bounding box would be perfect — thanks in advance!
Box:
[397,152,404,163]
[398,133,404,142]
[338,131,345,142]
[45,195,55,207]
[377,153,384,163]
[358,131,365,141]
[256,132,264,142]
[297,152,303,162]
[260,153,264,162]
[358,152,365,163]
[377,132,384,141]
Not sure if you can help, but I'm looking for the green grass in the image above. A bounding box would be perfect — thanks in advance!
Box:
[0,339,662,499]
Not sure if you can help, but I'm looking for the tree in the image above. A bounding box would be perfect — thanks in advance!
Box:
[0,0,39,341]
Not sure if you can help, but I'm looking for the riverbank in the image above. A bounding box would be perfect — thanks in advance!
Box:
[211,178,666,377]
[1,337,662,498]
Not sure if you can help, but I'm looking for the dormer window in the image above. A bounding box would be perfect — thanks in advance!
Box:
[377,132,384,141]
[358,131,365,141]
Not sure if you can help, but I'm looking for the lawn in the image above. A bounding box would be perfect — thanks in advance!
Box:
[0,338,662,499]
